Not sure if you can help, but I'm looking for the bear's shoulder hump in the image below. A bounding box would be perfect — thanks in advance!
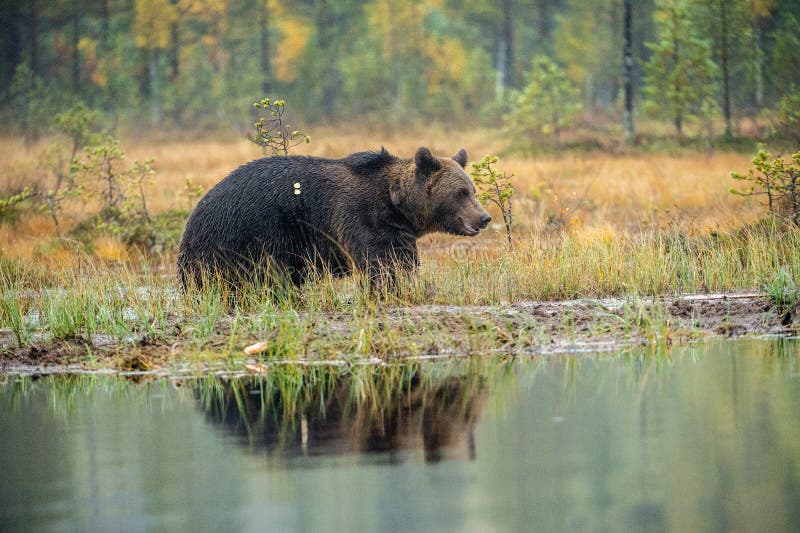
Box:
[342,147,397,175]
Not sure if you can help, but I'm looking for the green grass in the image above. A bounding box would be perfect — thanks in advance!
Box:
[1,219,798,369]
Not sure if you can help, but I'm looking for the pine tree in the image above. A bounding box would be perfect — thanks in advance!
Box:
[642,0,718,137]
[505,55,582,147]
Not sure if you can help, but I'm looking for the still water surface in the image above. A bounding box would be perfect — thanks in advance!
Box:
[2,339,799,532]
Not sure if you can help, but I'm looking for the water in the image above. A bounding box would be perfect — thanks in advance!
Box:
[1,339,799,532]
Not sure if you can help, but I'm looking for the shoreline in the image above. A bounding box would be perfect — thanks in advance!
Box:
[2,291,794,376]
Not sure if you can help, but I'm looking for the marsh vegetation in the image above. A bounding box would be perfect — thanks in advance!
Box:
[1,1,800,370]
[2,127,800,371]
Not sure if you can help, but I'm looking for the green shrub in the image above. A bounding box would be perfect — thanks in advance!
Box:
[731,149,800,226]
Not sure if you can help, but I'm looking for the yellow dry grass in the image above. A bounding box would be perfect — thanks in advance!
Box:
[0,129,762,266]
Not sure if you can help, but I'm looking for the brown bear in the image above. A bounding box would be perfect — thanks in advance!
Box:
[177,146,491,289]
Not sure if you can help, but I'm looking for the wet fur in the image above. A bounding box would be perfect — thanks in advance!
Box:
[177,147,487,289]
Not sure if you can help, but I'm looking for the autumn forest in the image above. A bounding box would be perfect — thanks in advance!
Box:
[1,0,799,144]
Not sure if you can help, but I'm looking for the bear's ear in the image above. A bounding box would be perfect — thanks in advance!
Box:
[452,148,468,168]
[415,147,441,177]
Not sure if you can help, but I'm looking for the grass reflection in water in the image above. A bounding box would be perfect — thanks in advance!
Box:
[194,359,503,463]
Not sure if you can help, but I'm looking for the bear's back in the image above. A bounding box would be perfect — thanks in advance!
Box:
[177,150,405,289]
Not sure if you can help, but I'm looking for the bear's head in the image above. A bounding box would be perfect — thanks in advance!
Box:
[403,147,491,237]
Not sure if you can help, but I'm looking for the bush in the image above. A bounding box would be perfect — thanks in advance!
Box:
[731,149,800,226]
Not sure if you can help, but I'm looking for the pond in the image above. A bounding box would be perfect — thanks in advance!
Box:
[2,339,799,532]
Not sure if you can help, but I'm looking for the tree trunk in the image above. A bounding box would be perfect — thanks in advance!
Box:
[495,0,514,101]
[753,21,764,108]
[720,0,731,138]
[495,38,507,102]
[46,198,63,240]
[164,0,179,81]
[316,0,339,116]
[169,22,179,81]
[72,0,81,93]
[148,48,161,124]
[99,0,109,48]
[258,0,272,95]
[623,0,634,142]
[1,0,22,100]
[535,0,551,53]
[553,111,560,146]
[28,0,38,76]
[672,10,682,137]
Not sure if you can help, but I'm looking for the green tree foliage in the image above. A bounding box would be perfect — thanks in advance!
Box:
[695,0,781,133]
[554,0,619,112]
[505,55,582,148]
[774,88,800,141]
[642,0,719,136]
[336,0,493,123]
[0,0,799,136]
[8,64,55,144]
[769,12,800,96]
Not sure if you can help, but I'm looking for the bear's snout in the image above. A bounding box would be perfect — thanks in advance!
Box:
[455,204,491,237]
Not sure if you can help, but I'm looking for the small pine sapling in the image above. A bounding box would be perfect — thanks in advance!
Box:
[470,155,515,249]
[77,135,127,219]
[249,98,310,156]
[128,159,156,225]
[731,149,800,226]
[40,102,100,238]
[181,178,205,208]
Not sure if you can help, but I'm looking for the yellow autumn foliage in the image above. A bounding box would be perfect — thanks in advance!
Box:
[133,0,176,49]
[274,18,311,83]
[425,37,468,87]
[177,0,227,18]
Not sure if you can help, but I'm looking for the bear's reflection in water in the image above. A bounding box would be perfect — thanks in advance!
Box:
[195,365,487,463]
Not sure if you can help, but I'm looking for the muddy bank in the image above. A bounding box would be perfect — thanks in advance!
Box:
[1,291,795,375]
